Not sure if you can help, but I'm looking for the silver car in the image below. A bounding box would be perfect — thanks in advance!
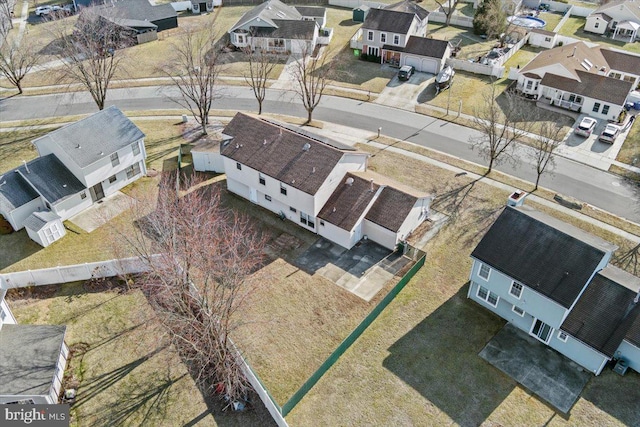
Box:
[574,117,597,137]
[598,123,621,144]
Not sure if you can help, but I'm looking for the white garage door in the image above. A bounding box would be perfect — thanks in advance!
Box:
[403,55,439,74]
[404,55,421,70]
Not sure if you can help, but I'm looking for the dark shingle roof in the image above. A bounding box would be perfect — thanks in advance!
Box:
[530,28,556,36]
[23,211,61,232]
[384,0,429,20]
[0,169,39,213]
[589,12,613,22]
[221,113,347,195]
[33,106,145,169]
[98,0,176,24]
[362,8,417,33]
[18,155,86,204]
[402,36,449,58]
[561,266,640,357]
[0,324,66,396]
[600,48,640,75]
[318,173,380,231]
[295,6,325,17]
[253,19,316,40]
[540,70,632,105]
[230,0,301,32]
[365,186,418,232]
[471,206,612,308]
[626,309,640,347]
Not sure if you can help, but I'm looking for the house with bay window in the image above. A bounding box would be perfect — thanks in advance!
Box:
[515,41,640,120]
[217,113,432,250]
[469,202,640,375]
[0,106,146,246]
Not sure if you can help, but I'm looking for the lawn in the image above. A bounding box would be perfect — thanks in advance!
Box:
[6,280,273,426]
[286,143,640,427]
[557,16,640,55]
[615,118,640,167]
[539,11,564,33]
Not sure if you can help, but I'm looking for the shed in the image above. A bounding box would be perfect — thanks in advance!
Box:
[353,5,370,23]
[191,136,228,173]
[24,211,66,247]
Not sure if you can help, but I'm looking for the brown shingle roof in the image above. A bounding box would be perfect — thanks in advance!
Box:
[600,48,640,75]
[384,0,429,20]
[520,42,609,80]
[318,173,380,231]
[221,113,347,195]
[540,70,632,104]
[530,28,556,36]
[365,186,418,232]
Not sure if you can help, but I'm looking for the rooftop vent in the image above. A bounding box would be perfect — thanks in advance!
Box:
[76,144,81,149]
[303,143,311,151]
[312,167,316,173]
[345,177,354,185]
[263,139,267,145]
[22,160,30,174]
[370,178,374,192]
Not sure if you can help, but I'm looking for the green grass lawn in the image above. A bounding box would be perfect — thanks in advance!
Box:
[539,11,563,32]
[557,16,640,55]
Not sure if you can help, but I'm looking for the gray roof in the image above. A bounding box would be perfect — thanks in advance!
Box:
[365,186,418,232]
[18,155,86,204]
[97,0,176,24]
[295,6,325,17]
[0,324,66,397]
[384,0,429,20]
[230,0,302,32]
[384,36,449,58]
[23,211,62,232]
[253,19,316,40]
[561,265,640,357]
[362,8,418,33]
[33,106,145,170]
[540,70,633,105]
[471,206,614,308]
[0,169,39,213]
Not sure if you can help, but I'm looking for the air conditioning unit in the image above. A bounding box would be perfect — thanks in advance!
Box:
[613,359,628,376]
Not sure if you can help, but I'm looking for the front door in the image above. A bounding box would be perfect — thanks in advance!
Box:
[199,2,206,12]
[530,319,553,344]
[90,183,105,202]
[249,188,258,204]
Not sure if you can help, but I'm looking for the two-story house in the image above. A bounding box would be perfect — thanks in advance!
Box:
[0,284,69,404]
[216,113,432,250]
[515,41,640,120]
[585,0,640,41]
[469,200,640,375]
[0,106,147,246]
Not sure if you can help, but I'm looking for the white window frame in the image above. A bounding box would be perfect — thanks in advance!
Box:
[602,105,610,115]
[476,285,499,308]
[108,175,117,183]
[110,152,120,167]
[126,162,141,179]
[530,319,553,344]
[512,305,525,317]
[380,32,387,43]
[393,34,400,45]
[367,31,374,41]
[478,263,491,281]
[131,141,140,156]
[265,194,272,202]
[558,330,568,342]
[509,281,523,299]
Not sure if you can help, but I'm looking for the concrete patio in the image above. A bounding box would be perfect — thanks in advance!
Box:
[479,323,592,414]
[69,191,133,233]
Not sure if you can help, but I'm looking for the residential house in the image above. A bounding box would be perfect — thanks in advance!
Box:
[228,0,331,54]
[214,113,432,250]
[0,286,69,404]
[0,106,147,246]
[585,0,640,41]
[381,36,451,73]
[515,41,640,120]
[468,200,640,375]
[351,0,429,60]
[527,28,558,49]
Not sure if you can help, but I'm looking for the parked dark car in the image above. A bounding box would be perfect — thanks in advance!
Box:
[398,65,415,81]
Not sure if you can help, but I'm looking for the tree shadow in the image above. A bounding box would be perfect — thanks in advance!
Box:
[580,368,640,426]
[612,242,640,276]
[383,285,514,426]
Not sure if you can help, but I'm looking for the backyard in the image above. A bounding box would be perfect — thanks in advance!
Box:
[558,16,640,55]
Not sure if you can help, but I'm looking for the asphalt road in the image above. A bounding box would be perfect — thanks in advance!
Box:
[1,85,639,223]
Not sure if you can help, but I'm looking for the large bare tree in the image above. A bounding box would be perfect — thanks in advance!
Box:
[0,0,16,39]
[117,174,266,404]
[49,7,133,109]
[469,83,531,173]
[244,48,278,115]
[289,46,334,124]
[434,0,460,27]
[0,39,39,94]
[161,26,221,135]
[528,120,564,190]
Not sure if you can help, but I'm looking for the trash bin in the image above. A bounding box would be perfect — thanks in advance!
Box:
[634,101,640,110]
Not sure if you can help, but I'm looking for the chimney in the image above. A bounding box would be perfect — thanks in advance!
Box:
[507,190,527,207]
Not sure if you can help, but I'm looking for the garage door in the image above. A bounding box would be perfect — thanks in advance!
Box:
[404,55,421,71]
[403,55,439,74]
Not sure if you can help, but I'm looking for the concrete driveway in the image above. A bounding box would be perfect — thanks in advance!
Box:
[375,67,434,110]
[479,323,591,414]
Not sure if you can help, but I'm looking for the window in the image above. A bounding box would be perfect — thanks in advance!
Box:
[477,285,499,307]
[393,34,400,45]
[478,263,491,280]
[236,162,242,170]
[367,46,379,57]
[300,212,314,229]
[509,282,523,299]
[544,36,552,42]
[80,192,87,200]
[109,175,117,183]
[512,306,525,316]
[237,34,245,44]
[110,153,119,167]
[602,105,610,115]
[380,32,386,43]
[320,220,325,226]
[265,195,272,202]
[609,71,622,79]
[594,22,599,29]
[558,330,568,342]
[592,102,601,113]
[280,185,287,196]
[531,319,553,343]
[126,162,141,179]
[259,175,265,185]
[131,141,140,156]
[526,80,533,89]
[367,31,374,41]
[289,206,297,213]
[0,306,5,321]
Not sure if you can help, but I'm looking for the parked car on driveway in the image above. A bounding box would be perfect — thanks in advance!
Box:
[574,117,598,137]
[598,123,621,144]
[398,65,415,81]
[35,5,52,15]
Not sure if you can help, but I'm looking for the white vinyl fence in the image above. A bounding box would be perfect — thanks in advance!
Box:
[328,0,385,8]
[239,352,288,426]
[429,11,474,28]
[446,57,505,78]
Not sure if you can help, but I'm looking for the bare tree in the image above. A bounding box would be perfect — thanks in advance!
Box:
[528,120,564,190]
[433,0,460,27]
[117,174,267,404]
[0,39,39,94]
[469,83,531,173]
[244,48,278,115]
[473,0,507,39]
[48,7,133,110]
[161,26,221,135]
[289,45,334,125]
[0,0,16,38]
